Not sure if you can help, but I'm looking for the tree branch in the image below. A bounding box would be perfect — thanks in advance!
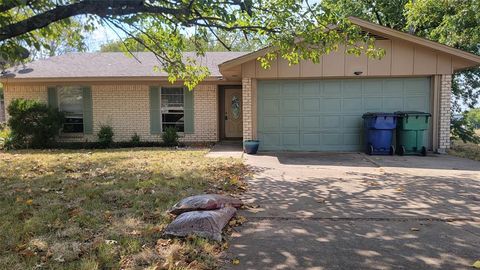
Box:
[0,0,30,13]
[0,0,190,41]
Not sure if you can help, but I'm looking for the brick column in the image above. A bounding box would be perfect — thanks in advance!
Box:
[242,78,253,140]
[438,74,452,153]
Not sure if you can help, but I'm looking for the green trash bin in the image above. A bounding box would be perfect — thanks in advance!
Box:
[395,111,431,156]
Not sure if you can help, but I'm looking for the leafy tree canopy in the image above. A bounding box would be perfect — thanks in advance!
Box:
[0,0,383,89]
[465,108,480,129]
[100,30,261,53]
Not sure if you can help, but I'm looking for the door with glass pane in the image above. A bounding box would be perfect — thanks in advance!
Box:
[224,88,243,138]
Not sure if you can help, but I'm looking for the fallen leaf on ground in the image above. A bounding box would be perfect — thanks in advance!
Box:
[232,258,240,265]
[473,260,480,269]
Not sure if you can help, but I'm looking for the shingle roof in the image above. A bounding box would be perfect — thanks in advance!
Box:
[1,51,249,80]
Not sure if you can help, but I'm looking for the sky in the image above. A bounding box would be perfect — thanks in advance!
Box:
[85,24,123,52]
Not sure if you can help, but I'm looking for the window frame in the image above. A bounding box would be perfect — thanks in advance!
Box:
[160,86,185,133]
[56,86,85,134]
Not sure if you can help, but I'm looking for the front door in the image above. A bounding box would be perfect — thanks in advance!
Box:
[224,88,243,138]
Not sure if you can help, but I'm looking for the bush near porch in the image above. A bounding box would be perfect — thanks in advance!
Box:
[0,148,247,269]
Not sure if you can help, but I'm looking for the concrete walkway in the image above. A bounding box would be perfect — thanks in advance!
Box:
[225,152,480,270]
[206,141,244,159]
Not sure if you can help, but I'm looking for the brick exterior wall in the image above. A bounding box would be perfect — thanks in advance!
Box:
[3,84,48,120]
[3,82,218,143]
[184,84,218,142]
[438,74,452,153]
[242,78,253,140]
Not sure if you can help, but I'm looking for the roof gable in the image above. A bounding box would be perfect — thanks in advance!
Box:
[219,17,480,71]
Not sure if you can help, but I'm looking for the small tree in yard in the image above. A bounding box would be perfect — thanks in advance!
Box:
[162,127,179,147]
[7,99,64,148]
[97,125,114,148]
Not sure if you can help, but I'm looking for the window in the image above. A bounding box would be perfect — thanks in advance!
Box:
[161,87,184,132]
[58,86,84,133]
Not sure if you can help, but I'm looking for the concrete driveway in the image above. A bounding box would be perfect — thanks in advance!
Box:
[226,153,480,270]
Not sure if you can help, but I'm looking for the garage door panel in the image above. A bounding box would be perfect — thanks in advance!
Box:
[303,98,320,112]
[261,133,282,148]
[321,116,342,128]
[302,117,321,129]
[405,78,429,95]
[343,99,364,112]
[281,81,300,96]
[405,96,428,111]
[283,133,300,146]
[323,81,342,97]
[262,82,281,97]
[302,81,321,96]
[383,80,404,97]
[343,81,363,97]
[263,99,280,115]
[383,97,404,111]
[343,116,362,129]
[282,117,300,130]
[258,78,431,151]
[320,99,342,112]
[344,133,362,146]
[303,133,321,146]
[263,116,281,131]
[365,98,383,110]
[323,134,343,145]
[281,98,300,113]
[363,80,383,96]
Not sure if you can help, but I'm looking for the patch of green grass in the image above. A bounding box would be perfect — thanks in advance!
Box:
[449,130,480,161]
[0,148,247,269]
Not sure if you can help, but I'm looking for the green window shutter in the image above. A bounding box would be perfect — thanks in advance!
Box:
[82,86,93,134]
[149,86,161,134]
[184,88,194,134]
[47,87,58,109]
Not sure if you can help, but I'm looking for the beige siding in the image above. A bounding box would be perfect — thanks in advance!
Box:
[300,58,322,77]
[255,57,278,78]
[345,49,368,76]
[277,57,300,78]
[323,45,345,76]
[436,54,452,74]
[414,46,437,75]
[242,39,455,78]
[3,82,218,143]
[368,40,392,76]
[391,40,415,75]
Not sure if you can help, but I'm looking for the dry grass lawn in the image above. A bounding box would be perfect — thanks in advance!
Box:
[0,148,248,269]
[449,130,480,161]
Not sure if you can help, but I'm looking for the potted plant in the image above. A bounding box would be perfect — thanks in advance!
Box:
[243,140,260,154]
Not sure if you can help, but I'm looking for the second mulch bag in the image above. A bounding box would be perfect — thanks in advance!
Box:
[164,194,243,241]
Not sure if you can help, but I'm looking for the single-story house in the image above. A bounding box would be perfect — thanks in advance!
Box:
[1,17,480,153]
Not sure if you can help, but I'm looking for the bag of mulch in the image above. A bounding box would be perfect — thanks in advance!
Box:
[164,206,236,242]
[169,194,243,215]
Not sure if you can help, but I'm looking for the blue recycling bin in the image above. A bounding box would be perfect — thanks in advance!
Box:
[362,113,397,155]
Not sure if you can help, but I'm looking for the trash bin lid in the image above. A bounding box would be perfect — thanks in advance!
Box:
[362,112,396,118]
[395,111,431,117]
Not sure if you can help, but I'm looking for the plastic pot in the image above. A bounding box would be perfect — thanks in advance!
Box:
[243,140,260,154]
